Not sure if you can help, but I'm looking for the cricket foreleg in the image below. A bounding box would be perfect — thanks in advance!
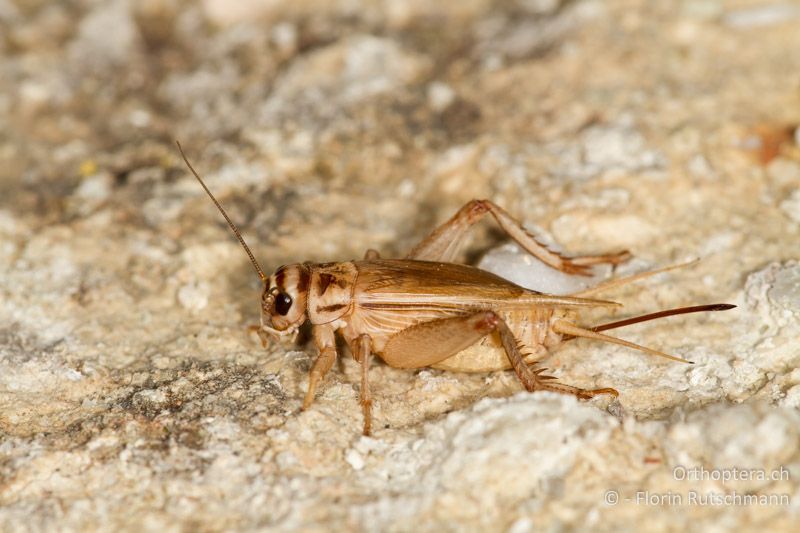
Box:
[495,317,619,399]
[247,324,271,348]
[354,334,374,436]
[406,199,630,275]
[302,324,338,410]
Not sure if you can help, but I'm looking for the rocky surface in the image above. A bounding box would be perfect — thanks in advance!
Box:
[1,0,799,530]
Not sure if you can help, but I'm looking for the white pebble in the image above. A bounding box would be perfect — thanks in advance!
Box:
[478,243,603,295]
[345,449,365,470]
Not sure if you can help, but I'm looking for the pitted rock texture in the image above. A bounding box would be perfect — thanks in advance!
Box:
[1,0,799,531]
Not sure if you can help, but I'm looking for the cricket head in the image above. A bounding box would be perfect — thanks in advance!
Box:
[261,264,310,336]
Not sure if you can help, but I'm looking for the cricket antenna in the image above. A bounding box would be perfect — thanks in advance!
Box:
[176,141,268,283]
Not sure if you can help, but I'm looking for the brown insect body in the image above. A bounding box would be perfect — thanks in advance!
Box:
[177,142,735,436]
[343,259,577,367]
[274,259,593,369]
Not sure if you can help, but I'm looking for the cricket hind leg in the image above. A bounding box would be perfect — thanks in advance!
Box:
[405,199,630,275]
[382,310,618,399]
[380,311,501,369]
[494,317,619,399]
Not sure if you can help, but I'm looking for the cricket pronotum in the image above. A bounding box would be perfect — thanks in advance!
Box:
[177,142,734,435]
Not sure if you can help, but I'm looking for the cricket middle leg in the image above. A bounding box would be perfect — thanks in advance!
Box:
[354,334,374,436]
[406,199,630,275]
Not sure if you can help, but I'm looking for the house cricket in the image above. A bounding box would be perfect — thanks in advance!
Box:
[177,142,734,436]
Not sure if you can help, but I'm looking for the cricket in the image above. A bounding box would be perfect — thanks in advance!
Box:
[177,142,734,436]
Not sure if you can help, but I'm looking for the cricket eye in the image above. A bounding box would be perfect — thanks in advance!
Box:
[274,292,292,315]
